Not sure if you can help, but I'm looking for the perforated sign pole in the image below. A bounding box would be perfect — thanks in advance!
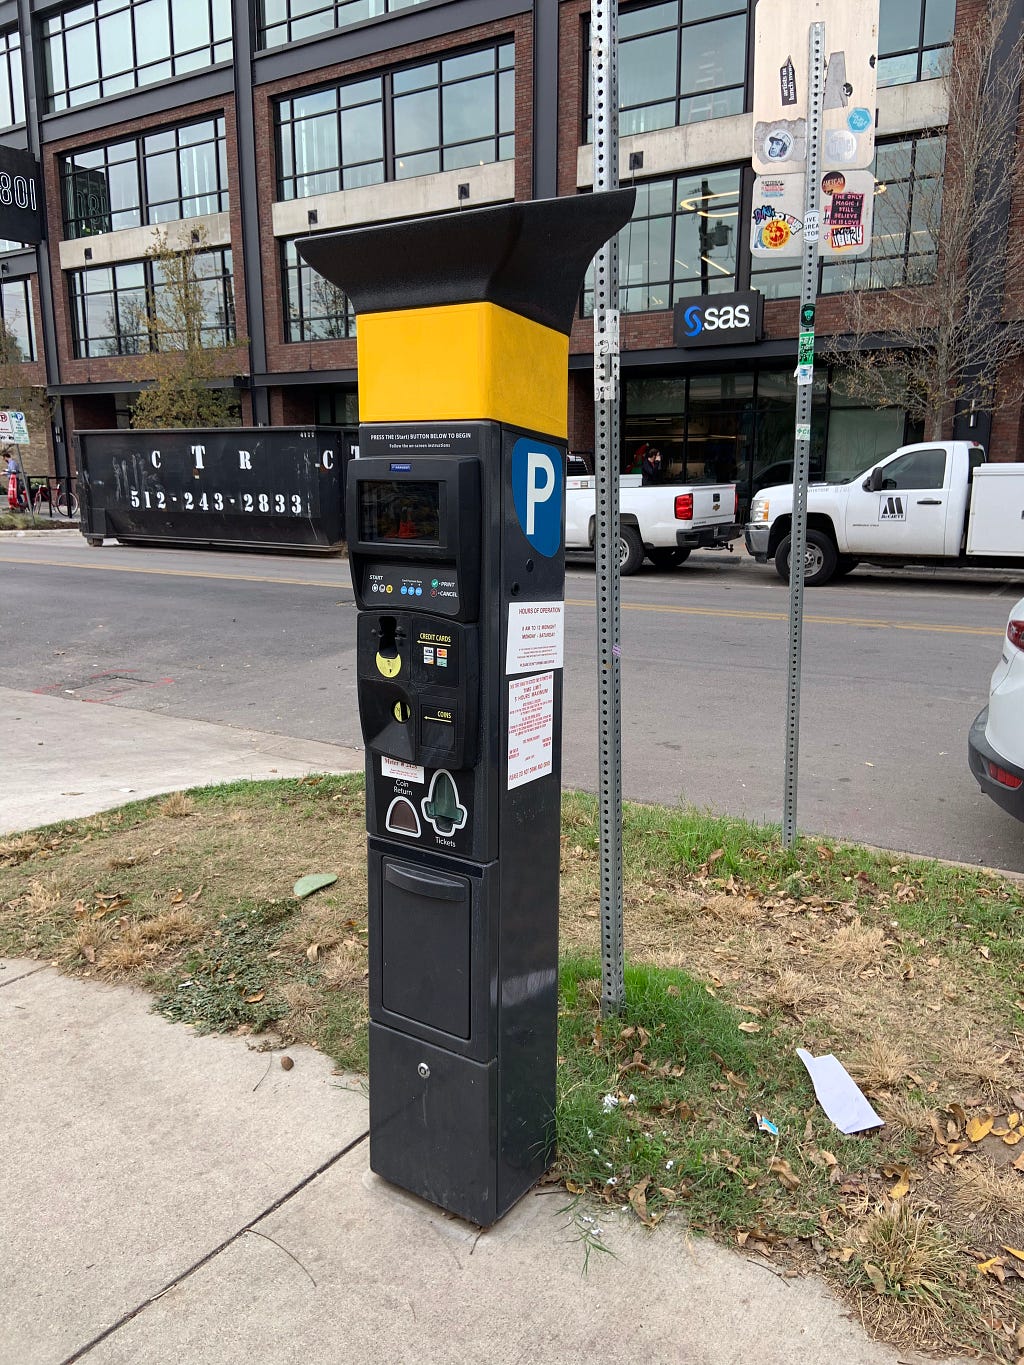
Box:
[591,0,625,1015]
[782,21,825,848]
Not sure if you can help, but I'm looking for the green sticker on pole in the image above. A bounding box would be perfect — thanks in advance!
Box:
[798,330,815,365]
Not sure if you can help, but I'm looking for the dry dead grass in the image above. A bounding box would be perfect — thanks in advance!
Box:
[2,784,1022,1363]
[952,1162,1024,1241]
[158,792,194,819]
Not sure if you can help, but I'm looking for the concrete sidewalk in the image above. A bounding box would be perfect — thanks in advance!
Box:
[0,694,971,1364]
[1,960,969,1365]
[0,685,362,835]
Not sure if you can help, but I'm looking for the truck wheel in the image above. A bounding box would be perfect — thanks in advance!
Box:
[834,555,860,578]
[86,536,104,547]
[647,547,691,571]
[773,529,838,586]
[618,525,644,575]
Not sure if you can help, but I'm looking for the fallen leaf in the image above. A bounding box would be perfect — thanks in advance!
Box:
[306,943,319,963]
[245,991,265,1003]
[82,945,95,963]
[886,1166,912,1200]
[294,873,339,899]
[188,886,203,902]
[977,1256,1006,1283]
[979,945,991,960]
[864,1263,885,1293]
[1004,1130,1023,1147]
[738,1021,761,1034]
[629,1177,655,1226]
[967,1116,995,1143]
[770,1156,800,1191]
[1003,1246,1024,1265]
[1014,1151,1024,1173]
[725,1070,748,1093]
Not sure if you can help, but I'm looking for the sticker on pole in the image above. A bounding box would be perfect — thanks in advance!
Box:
[512,438,563,557]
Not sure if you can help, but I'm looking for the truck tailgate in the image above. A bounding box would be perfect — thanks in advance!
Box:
[688,484,734,526]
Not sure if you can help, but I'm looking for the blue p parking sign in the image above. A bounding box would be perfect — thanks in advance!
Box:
[511,437,562,557]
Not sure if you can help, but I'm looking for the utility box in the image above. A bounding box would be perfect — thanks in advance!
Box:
[967,462,1024,557]
[299,191,633,1225]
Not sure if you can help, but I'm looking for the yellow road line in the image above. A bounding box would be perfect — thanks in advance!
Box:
[0,556,343,590]
[565,598,1003,637]
[1,556,1004,637]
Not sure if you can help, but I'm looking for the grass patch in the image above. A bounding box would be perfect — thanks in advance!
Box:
[1,779,1022,1361]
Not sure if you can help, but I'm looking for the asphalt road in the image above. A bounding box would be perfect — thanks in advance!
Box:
[2,530,1022,871]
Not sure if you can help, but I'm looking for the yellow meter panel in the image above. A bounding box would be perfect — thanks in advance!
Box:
[376,651,402,679]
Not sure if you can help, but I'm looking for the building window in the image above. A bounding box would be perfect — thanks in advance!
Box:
[877,0,954,87]
[260,0,430,49]
[0,278,35,361]
[282,239,355,340]
[751,135,945,299]
[68,249,234,357]
[583,169,741,315]
[43,0,232,112]
[585,0,747,140]
[0,28,24,130]
[820,135,944,293]
[275,42,514,200]
[61,118,229,239]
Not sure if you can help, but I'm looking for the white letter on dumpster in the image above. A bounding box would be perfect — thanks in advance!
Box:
[238,449,252,470]
[321,449,334,470]
[191,444,206,470]
[150,449,162,469]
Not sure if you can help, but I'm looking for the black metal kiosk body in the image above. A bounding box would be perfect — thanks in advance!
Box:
[298,192,633,1225]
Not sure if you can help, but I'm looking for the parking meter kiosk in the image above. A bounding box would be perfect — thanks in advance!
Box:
[299,192,634,1226]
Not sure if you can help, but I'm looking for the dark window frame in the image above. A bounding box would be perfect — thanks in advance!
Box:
[259,0,433,50]
[752,132,945,300]
[42,0,232,113]
[583,165,743,316]
[877,0,954,88]
[60,116,229,240]
[274,39,514,201]
[0,276,35,361]
[281,237,355,342]
[583,0,749,142]
[68,247,235,358]
[0,26,25,131]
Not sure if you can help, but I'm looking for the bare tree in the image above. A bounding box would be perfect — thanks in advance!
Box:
[825,0,1024,440]
[130,226,242,429]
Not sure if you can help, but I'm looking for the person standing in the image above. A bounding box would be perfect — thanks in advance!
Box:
[641,445,664,485]
[5,448,23,510]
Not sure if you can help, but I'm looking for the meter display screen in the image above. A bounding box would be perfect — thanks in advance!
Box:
[359,481,441,544]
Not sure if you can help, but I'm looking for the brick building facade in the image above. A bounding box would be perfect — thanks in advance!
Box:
[0,0,1018,500]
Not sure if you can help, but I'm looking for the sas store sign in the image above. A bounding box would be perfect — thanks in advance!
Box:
[673,291,763,348]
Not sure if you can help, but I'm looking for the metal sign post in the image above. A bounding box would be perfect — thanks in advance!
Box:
[751,0,879,847]
[782,21,825,848]
[590,0,625,1015]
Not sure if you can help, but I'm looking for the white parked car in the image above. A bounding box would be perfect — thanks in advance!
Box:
[968,595,1024,822]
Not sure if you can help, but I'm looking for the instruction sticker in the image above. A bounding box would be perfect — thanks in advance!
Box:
[507,672,555,790]
[506,602,565,676]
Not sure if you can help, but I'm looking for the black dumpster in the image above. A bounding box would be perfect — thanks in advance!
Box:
[76,426,355,551]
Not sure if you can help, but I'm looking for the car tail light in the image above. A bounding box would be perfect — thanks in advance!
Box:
[675,493,693,521]
[987,760,1023,789]
[1007,618,1024,651]
[734,488,739,519]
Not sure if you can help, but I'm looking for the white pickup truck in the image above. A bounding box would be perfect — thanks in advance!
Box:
[744,441,1024,585]
[566,474,739,574]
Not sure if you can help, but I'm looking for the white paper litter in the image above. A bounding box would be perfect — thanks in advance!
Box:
[796,1047,884,1134]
